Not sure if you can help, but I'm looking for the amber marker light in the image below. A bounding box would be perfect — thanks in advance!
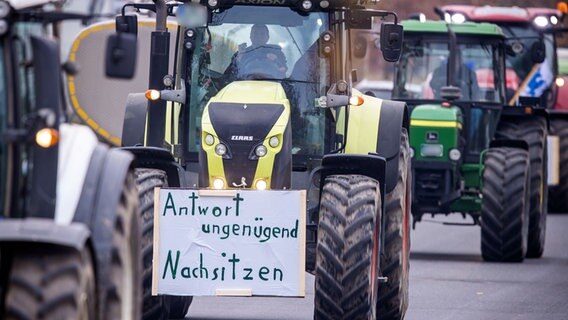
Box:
[558,2,568,14]
[35,128,59,148]
[145,89,161,101]
[349,96,364,106]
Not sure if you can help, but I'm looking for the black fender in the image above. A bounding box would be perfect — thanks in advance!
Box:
[317,153,388,254]
[376,99,409,193]
[318,153,387,213]
[122,146,187,187]
[121,93,147,147]
[73,145,135,318]
[0,218,90,250]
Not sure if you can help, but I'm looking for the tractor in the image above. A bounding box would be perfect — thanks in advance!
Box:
[439,4,568,235]
[72,0,412,318]
[393,17,547,262]
[0,0,142,319]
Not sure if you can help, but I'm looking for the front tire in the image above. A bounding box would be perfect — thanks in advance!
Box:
[136,168,193,319]
[4,246,96,320]
[481,147,530,262]
[496,118,547,257]
[314,175,382,320]
[377,129,411,320]
[105,171,142,320]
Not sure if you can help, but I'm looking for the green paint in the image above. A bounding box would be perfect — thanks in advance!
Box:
[161,251,285,282]
[462,163,483,189]
[402,20,504,37]
[411,104,462,122]
[201,219,299,242]
[163,192,177,216]
[162,250,181,279]
[410,104,462,161]
[450,194,482,213]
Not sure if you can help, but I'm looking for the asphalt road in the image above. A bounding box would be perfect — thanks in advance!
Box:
[185,213,568,320]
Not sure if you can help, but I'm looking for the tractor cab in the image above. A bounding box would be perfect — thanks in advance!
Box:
[393,20,506,177]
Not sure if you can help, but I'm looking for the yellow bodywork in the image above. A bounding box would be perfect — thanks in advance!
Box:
[343,89,383,155]
[201,81,290,189]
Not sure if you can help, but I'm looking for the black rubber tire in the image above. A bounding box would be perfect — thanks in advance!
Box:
[105,171,142,320]
[166,295,193,319]
[314,175,382,320]
[103,171,142,320]
[136,168,170,320]
[480,147,530,262]
[4,246,96,320]
[496,118,547,258]
[136,168,193,320]
[377,129,411,320]
[549,117,568,213]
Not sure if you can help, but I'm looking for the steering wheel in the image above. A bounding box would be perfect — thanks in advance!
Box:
[237,45,286,80]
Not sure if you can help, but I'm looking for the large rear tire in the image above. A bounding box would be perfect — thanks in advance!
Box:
[136,168,193,320]
[4,246,96,320]
[549,117,568,213]
[377,129,411,320]
[314,175,382,320]
[480,147,530,262]
[496,118,547,258]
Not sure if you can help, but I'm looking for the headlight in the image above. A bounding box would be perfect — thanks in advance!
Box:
[255,179,268,190]
[409,147,415,158]
[212,178,225,190]
[269,136,280,148]
[255,145,267,157]
[449,148,461,161]
[420,144,443,157]
[215,143,227,156]
[551,16,559,25]
[451,13,466,24]
[204,134,215,146]
[534,16,549,28]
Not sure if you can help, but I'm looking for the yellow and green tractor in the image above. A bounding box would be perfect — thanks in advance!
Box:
[71,0,412,319]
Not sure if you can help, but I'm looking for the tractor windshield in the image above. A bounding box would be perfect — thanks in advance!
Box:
[499,25,555,104]
[184,6,330,158]
[393,36,505,103]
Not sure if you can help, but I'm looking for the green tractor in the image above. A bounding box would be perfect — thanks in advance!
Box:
[393,18,548,262]
[0,0,142,319]
[73,0,412,318]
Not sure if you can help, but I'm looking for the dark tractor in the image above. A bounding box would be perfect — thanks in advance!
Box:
[0,1,142,319]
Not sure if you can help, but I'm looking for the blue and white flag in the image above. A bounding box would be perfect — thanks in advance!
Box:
[521,59,554,97]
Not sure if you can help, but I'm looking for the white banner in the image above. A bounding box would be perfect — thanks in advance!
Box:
[152,188,306,297]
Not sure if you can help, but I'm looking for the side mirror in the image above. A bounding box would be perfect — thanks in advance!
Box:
[105,32,137,79]
[115,15,138,34]
[380,23,403,62]
[105,15,138,79]
[530,40,546,63]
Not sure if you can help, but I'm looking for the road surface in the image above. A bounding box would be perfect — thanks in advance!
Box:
[185,213,568,320]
